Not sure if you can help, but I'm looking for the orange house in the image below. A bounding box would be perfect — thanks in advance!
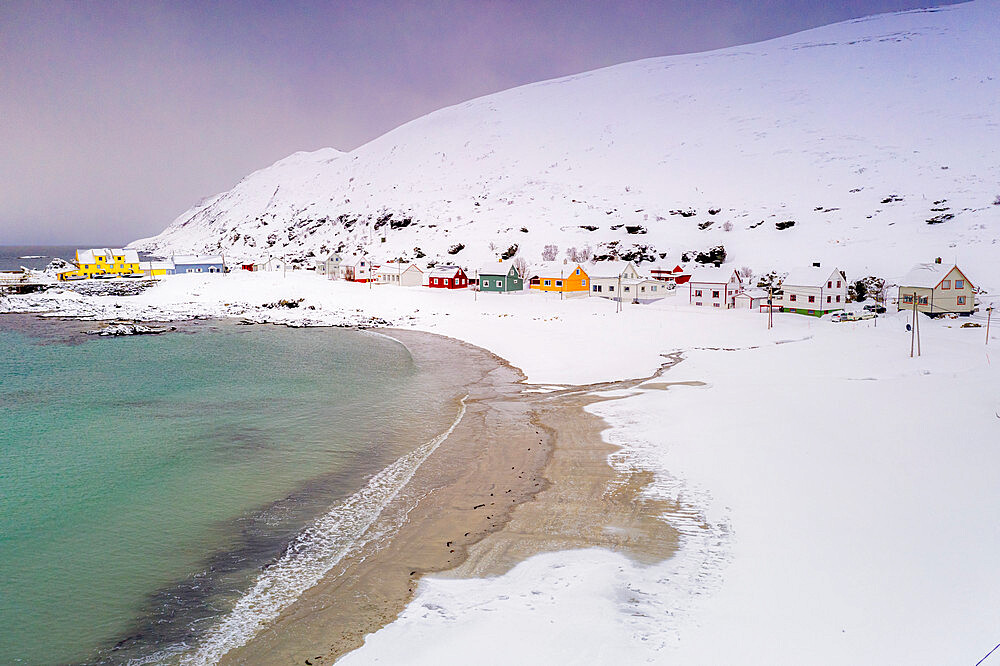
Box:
[529,262,590,293]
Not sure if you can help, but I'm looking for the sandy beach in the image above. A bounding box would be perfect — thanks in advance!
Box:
[218,330,682,665]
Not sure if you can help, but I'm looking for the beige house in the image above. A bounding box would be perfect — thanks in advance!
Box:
[897,262,975,315]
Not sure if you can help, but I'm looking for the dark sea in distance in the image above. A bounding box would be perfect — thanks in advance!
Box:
[0,245,161,271]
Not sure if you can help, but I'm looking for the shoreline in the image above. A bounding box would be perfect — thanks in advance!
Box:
[219,330,683,665]
[0,310,685,665]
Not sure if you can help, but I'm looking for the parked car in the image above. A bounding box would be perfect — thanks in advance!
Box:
[863,303,887,313]
[831,312,850,322]
[856,311,876,320]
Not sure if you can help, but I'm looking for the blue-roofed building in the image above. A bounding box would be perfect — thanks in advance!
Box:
[173,254,226,274]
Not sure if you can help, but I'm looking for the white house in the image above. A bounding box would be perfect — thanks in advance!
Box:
[688,269,742,308]
[375,262,423,286]
[589,261,638,296]
[342,255,372,282]
[255,257,286,272]
[897,262,975,315]
[779,265,847,316]
[316,253,342,277]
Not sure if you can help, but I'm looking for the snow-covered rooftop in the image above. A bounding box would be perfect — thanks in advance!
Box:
[783,266,842,288]
[478,260,517,276]
[899,262,963,289]
[585,261,640,279]
[77,248,139,264]
[173,254,223,265]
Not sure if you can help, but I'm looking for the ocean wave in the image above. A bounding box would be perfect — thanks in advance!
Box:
[136,395,469,666]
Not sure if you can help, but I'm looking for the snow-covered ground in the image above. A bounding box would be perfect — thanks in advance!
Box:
[5,273,998,663]
[334,286,1000,665]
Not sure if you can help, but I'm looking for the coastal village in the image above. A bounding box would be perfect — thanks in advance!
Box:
[2,245,982,320]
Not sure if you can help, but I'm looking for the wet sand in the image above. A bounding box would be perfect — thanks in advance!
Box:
[219,332,683,665]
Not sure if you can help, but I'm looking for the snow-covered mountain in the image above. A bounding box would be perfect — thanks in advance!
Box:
[131,0,1000,286]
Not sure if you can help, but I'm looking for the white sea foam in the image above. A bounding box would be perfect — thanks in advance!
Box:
[144,396,469,665]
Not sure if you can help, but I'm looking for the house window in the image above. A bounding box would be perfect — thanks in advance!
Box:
[837,281,841,288]
[624,286,630,292]
[826,296,831,303]
[543,279,551,286]
[575,269,580,275]
[955,279,964,289]
[942,280,951,289]
[651,286,657,291]
[581,280,587,286]
[836,295,841,302]
[808,295,815,303]
[958,296,966,305]
[695,301,702,306]
[609,285,615,292]
[555,280,563,287]
[592,285,598,292]
[903,294,913,303]
[790,294,797,302]
[712,290,720,298]
[828,281,832,288]
[918,296,928,305]
[695,289,702,297]
[713,303,720,308]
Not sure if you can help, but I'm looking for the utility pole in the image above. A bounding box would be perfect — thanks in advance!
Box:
[560,268,564,301]
[987,306,993,345]
[617,273,622,314]
[767,286,773,329]
[910,292,918,357]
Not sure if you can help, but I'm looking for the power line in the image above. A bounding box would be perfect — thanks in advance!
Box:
[975,641,1000,666]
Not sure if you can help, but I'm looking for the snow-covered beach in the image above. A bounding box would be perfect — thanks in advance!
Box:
[4,272,998,664]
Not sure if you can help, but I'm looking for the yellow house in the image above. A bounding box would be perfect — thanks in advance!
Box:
[529,262,590,293]
[58,248,142,281]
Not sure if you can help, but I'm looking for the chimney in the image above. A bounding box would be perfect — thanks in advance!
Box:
[934,257,942,264]
[812,262,821,268]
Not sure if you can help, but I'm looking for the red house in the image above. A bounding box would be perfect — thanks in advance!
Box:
[650,264,691,285]
[427,265,469,289]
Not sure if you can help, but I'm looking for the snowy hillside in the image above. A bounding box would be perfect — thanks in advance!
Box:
[131,1,1000,287]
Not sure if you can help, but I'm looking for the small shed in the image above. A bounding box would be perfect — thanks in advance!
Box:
[735,287,769,311]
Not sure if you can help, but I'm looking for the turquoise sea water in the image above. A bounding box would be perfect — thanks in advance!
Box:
[0,318,461,664]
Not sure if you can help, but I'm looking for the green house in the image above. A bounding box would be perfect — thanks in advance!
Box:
[478,261,524,293]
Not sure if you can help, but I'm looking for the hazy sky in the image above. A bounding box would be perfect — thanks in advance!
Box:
[1,0,957,245]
